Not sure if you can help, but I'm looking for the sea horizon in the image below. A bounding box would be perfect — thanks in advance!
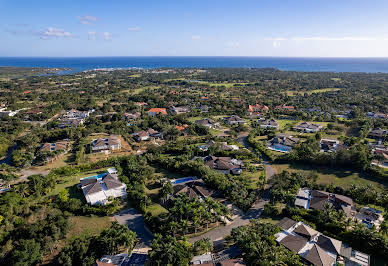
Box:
[2,56,388,73]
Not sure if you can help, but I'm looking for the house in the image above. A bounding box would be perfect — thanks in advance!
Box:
[132,128,162,141]
[96,252,148,266]
[276,217,370,266]
[91,136,121,153]
[199,141,239,152]
[367,128,387,139]
[248,104,269,115]
[203,156,243,175]
[135,102,148,107]
[147,108,167,116]
[293,122,323,133]
[124,112,141,121]
[268,134,299,152]
[294,189,356,215]
[355,207,385,230]
[58,109,94,128]
[275,104,296,112]
[171,106,190,115]
[95,254,127,266]
[195,118,219,129]
[320,139,340,152]
[176,124,189,132]
[170,179,218,202]
[200,105,210,113]
[40,140,70,152]
[222,115,246,125]
[260,119,279,129]
[81,170,127,205]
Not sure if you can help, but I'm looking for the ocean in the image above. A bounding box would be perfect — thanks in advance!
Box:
[1,56,388,73]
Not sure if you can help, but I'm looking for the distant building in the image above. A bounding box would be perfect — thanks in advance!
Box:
[171,106,190,115]
[367,128,387,139]
[203,156,243,175]
[195,118,219,129]
[40,140,70,152]
[132,128,162,141]
[248,104,269,115]
[147,108,167,116]
[268,134,299,152]
[320,139,340,152]
[275,104,296,112]
[91,135,121,153]
[293,122,323,133]
[260,119,279,129]
[222,115,246,125]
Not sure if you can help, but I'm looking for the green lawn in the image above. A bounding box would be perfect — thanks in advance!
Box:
[286,88,341,96]
[66,216,112,240]
[272,163,387,191]
[145,203,168,216]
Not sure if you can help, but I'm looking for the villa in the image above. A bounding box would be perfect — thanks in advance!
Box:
[147,108,167,116]
[268,134,299,152]
[260,119,279,129]
[293,122,323,133]
[248,104,269,115]
[40,140,70,152]
[132,128,162,142]
[80,169,127,205]
[367,128,387,139]
[203,156,243,175]
[222,115,246,125]
[276,217,370,266]
[171,106,190,114]
[91,135,121,153]
[320,139,340,152]
[195,118,219,129]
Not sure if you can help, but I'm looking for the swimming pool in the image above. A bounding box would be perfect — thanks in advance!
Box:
[171,177,197,185]
[268,146,291,153]
[81,172,107,180]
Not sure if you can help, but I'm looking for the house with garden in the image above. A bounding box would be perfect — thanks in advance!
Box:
[268,134,299,152]
[91,135,121,153]
[293,122,323,133]
[260,119,279,129]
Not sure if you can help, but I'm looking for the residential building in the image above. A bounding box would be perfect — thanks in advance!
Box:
[195,118,219,129]
[40,140,70,152]
[268,134,299,152]
[276,217,370,266]
[171,106,190,114]
[355,207,385,230]
[294,189,356,216]
[124,112,141,121]
[293,122,323,133]
[203,156,243,175]
[367,128,387,139]
[132,128,162,142]
[222,115,246,125]
[147,108,167,116]
[275,104,296,112]
[91,136,121,153]
[199,141,239,152]
[58,109,94,128]
[81,170,127,205]
[248,104,269,115]
[260,119,279,129]
[320,139,340,152]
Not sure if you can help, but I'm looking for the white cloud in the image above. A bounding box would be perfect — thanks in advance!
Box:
[88,31,96,40]
[226,41,240,48]
[265,36,377,41]
[191,35,201,40]
[77,15,99,25]
[103,32,112,40]
[39,27,73,39]
[128,26,141,31]
[273,41,281,48]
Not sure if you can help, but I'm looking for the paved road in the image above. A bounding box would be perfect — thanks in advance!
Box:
[114,208,154,246]
[189,199,268,244]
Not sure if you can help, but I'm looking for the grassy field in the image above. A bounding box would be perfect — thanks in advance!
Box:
[286,88,341,96]
[67,216,112,239]
[272,163,387,191]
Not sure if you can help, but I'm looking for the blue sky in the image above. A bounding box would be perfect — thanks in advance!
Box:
[2,0,388,57]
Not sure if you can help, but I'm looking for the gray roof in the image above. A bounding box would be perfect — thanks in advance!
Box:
[304,244,335,266]
[277,217,297,230]
[279,234,308,253]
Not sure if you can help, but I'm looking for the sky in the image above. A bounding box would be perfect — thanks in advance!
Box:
[2,0,388,57]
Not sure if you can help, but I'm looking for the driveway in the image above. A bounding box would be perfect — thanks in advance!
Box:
[189,199,268,244]
[114,208,154,246]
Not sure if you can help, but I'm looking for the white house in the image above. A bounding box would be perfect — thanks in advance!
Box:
[81,172,127,205]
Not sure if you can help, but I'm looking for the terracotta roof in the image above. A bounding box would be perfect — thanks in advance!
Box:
[294,224,319,239]
[277,217,297,231]
[280,234,308,253]
[304,244,335,266]
[148,108,167,115]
